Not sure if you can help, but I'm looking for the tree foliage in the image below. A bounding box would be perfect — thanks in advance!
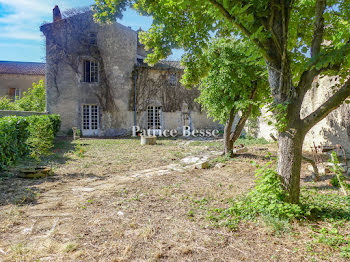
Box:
[94,0,350,83]
[0,80,46,112]
[193,38,269,124]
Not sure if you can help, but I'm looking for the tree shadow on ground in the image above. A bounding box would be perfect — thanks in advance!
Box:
[0,137,103,207]
[233,153,275,161]
[0,172,106,206]
[303,174,334,182]
[306,184,337,191]
[63,172,107,180]
[0,176,56,206]
[43,137,79,166]
[308,205,350,221]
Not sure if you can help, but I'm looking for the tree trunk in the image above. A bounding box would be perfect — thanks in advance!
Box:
[224,108,235,157]
[277,129,305,204]
[266,55,305,204]
[224,83,258,157]
[230,108,252,143]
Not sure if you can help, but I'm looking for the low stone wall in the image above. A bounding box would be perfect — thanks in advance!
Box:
[0,110,47,117]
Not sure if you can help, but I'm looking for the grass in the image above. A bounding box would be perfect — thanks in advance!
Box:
[0,137,348,261]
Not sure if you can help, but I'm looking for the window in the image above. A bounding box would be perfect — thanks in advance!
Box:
[147,106,162,130]
[89,33,97,45]
[83,60,98,83]
[169,74,177,86]
[82,105,99,136]
[137,58,144,65]
[9,88,20,101]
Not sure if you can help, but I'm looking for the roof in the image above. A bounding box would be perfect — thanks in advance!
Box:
[0,61,46,75]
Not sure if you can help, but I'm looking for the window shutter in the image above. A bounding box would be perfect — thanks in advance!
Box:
[9,88,16,100]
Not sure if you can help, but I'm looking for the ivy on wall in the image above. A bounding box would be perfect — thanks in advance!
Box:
[129,67,200,112]
[41,12,117,113]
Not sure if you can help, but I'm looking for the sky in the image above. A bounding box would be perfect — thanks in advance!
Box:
[0,0,183,62]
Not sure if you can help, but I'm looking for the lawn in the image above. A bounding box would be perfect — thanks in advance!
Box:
[0,137,349,261]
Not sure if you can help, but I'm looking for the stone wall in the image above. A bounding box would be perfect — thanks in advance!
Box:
[302,76,350,151]
[0,110,47,117]
[41,12,138,135]
[0,74,45,99]
[254,75,350,152]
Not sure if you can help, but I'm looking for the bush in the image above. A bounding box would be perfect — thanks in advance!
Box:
[0,97,19,110]
[47,114,61,136]
[0,80,46,112]
[0,114,61,170]
[221,161,303,223]
[26,117,54,162]
[208,159,350,232]
[0,116,30,169]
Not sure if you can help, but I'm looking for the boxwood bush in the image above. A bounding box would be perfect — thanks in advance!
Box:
[0,114,61,170]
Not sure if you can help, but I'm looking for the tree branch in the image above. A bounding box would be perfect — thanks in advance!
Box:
[297,48,345,99]
[207,0,271,60]
[302,77,350,132]
[295,0,327,99]
[230,82,258,141]
[311,0,326,58]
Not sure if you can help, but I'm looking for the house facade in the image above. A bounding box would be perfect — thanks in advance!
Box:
[0,61,45,101]
[40,6,221,136]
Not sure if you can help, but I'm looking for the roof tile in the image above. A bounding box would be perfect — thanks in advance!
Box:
[0,61,46,75]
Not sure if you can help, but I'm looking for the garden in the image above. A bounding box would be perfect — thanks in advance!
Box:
[0,133,349,261]
[0,0,350,261]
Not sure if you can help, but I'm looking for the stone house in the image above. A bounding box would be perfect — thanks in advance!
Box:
[0,61,45,101]
[40,6,221,136]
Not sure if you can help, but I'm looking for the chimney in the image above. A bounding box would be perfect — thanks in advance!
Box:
[53,5,62,22]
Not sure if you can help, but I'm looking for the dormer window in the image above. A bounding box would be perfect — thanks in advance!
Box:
[83,60,98,83]
[169,74,177,86]
[89,33,97,45]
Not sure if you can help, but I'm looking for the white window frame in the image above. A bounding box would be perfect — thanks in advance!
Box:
[83,60,99,83]
[14,88,20,101]
[147,106,162,134]
[82,104,99,136]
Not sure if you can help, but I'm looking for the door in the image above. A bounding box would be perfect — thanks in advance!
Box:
[82,104,99,136]
[147,106,162,135]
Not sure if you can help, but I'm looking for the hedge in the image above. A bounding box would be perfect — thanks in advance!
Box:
[0,114,61,170]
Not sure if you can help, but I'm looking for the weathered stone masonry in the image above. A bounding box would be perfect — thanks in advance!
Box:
[41,7,221,136]
[253,75,350,152]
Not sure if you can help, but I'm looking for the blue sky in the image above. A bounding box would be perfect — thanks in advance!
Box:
[0,0,182,62]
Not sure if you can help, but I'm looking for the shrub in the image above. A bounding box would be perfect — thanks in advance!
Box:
[0,97,19,110]
[0,116,29,169]
[16,80,46,112]
[208,159,350,232]
[0,114,61,170]
[47,114,61,136]
[222,161,303,222]
[26,117,54,162]
[0,80,46,112]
